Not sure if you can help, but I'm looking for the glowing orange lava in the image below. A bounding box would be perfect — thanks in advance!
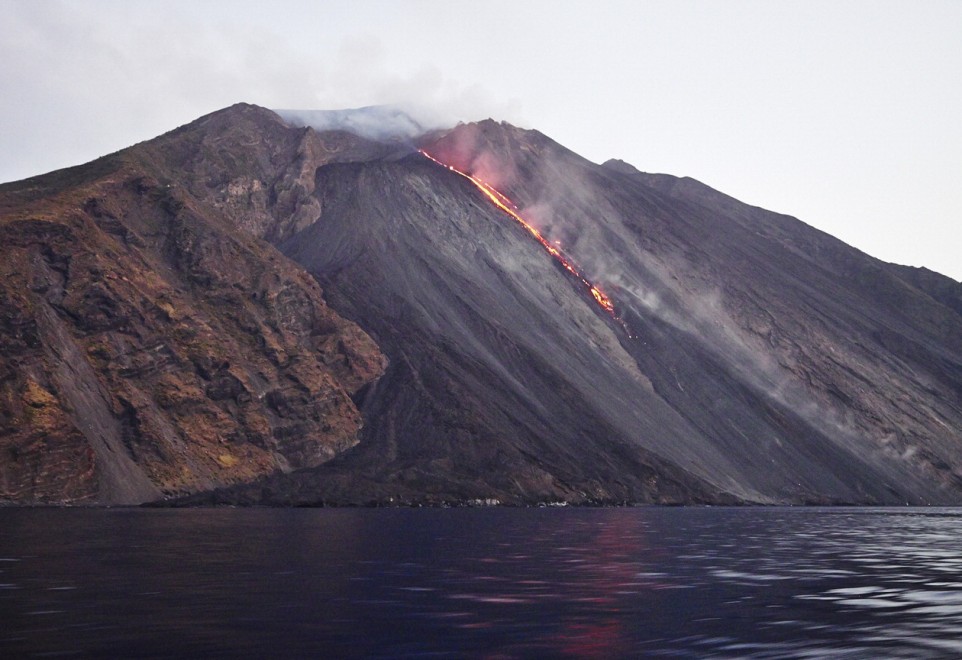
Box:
[419,149,617,316]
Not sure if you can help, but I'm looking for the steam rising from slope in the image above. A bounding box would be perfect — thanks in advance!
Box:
[425,123,903,470]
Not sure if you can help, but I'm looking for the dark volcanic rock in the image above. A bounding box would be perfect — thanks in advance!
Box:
[2,103,960,506]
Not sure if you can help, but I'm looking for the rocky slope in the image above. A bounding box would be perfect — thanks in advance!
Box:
[0,106,385,504]
[2,103,960,505]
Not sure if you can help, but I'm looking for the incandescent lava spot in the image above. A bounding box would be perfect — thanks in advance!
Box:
[419,149,628,331]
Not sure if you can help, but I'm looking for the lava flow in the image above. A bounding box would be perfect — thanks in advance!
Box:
[419,149,618,318]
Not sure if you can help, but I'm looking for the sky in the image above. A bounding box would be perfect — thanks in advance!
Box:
[2,0,960,281]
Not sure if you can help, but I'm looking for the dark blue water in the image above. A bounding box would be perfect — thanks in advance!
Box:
[2,507,962,658]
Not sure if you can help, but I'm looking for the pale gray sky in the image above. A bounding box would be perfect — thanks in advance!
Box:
[2,0,960,280]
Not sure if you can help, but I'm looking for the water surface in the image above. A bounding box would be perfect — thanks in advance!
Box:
[2,506,962,657]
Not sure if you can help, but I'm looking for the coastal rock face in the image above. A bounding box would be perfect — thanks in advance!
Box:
[0,105,385,504]
[1,103,960,506]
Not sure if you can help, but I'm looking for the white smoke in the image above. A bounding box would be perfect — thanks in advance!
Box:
[477,141,885,456]
[275,106,432,142]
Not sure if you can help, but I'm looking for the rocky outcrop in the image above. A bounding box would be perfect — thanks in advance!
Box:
[0,105,385,504]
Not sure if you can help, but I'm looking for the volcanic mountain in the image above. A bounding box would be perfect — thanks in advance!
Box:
[1,103,960,506]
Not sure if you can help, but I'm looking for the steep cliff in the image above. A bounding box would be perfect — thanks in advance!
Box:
[0,105,385,504]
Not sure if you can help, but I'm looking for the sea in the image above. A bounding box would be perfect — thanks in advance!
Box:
[2,506,962,658]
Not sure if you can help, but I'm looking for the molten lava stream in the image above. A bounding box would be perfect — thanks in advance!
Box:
[419,149,620,320]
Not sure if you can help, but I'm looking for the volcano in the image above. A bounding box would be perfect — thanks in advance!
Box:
[2,103,960,506]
